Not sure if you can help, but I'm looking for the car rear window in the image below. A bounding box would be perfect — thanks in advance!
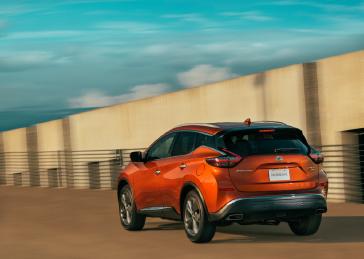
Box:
[222,129,309,156]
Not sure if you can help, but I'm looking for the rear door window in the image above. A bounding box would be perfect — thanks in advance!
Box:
[223,129,308,156]
[171,132,196,156]
[195,133,216,149]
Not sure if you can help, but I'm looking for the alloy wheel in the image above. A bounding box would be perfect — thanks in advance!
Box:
[184,196,202,236]
[120,190,133,225]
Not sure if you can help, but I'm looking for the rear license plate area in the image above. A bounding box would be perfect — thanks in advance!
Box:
[269,168,290,181]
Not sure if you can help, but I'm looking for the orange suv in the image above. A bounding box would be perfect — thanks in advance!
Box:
[117,120,328,243]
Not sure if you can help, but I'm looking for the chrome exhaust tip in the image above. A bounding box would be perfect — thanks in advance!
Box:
[226,214,244,221]
[316,208,326,214]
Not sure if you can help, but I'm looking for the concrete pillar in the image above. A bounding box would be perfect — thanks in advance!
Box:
[62,118,74,188]
[303,62,322,146]
[57,151,67,188]
[26,126,39,186]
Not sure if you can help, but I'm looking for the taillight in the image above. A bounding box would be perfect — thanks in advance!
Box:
[205,149,242,168]
[309,153,324,164]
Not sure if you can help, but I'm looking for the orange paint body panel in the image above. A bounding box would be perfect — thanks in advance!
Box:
[118,122,328,218]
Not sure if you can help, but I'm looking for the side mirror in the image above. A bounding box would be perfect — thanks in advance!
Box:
[130,151,143,162]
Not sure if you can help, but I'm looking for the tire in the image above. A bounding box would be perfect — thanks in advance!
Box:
[183,190,216,243]
[288,214,322,236]
[118,185,146,231]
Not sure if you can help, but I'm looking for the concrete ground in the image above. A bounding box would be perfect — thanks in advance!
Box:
[1,186,364,259]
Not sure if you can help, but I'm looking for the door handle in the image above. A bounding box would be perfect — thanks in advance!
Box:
[155,170,161,175]
[179,163,187,169]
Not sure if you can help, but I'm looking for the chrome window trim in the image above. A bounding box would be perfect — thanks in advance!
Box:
[171,129,214,136]
[176,123,220,129]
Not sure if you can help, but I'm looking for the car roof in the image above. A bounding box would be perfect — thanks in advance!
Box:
[171,121,296,135]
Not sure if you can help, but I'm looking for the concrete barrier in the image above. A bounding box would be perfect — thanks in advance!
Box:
[0,50,363,202]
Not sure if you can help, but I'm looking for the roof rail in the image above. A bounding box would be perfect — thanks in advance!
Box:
[176,123,220,128]
[253,121,286,125]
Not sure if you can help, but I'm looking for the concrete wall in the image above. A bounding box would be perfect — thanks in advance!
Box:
[1,50,363,201]
[36,120,65,187]
[37,119,65,152]
[316,50,364,202]
[318,51,364,143]
[68,63,306,150]
[2,128,29,186]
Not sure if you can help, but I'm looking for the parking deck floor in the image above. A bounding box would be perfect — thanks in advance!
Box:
[1,186,364,259]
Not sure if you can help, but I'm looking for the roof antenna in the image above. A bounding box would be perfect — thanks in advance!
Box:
[244,118,251,126]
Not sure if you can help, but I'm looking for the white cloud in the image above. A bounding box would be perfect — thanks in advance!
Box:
[0,5,39,15]
[0,51,71,72]
[197,41,255,54]
[162,13,206,23]
[177,64,236,88]
[143,43,189,55]
[272,1,364,12]
[68,83,170,108]
[161,13,218,29]
[4,30,84,40]
[143,44,172,55]
[57,0,131,5]
[0,20,7,29]
[96,21,159,34]
[221,11,274,21]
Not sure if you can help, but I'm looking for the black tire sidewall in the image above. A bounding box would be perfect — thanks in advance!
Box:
[118,185,145,230]
[289,214,322,236]
[119,185,132,228]
[183,190,215,242]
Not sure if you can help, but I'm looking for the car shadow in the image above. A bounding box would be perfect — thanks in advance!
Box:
[144,216,364,243]
[213,216,364,244]
[144,221,185,231]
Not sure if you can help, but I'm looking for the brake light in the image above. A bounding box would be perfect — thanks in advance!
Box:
[205,149,242,168]
[259,129,275,133]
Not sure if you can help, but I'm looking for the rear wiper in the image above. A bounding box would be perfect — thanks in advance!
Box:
[274,148,299,153]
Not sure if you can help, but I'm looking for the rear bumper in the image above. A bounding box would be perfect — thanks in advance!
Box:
[208,193,327,222]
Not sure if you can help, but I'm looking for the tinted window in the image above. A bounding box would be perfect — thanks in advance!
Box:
[223,130,308,156]
[171,132,196,156]
[195,133,216,149]
[147,133,176,160]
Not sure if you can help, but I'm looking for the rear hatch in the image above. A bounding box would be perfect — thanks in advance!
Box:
[223,128,319,192]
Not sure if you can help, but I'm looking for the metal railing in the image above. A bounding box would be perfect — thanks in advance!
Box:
[0,149,144,190]
[0,145,363,203]
[318,144,364,203]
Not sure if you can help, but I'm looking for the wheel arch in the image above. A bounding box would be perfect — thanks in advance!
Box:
[180,182,209,218]
[117,179,129,200]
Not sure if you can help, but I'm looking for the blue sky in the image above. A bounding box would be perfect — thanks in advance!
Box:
[0,0,364,130]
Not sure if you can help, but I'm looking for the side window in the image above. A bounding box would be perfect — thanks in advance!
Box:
[171,132,196,156]
[195,133,216,149]
[147,133,176,161]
